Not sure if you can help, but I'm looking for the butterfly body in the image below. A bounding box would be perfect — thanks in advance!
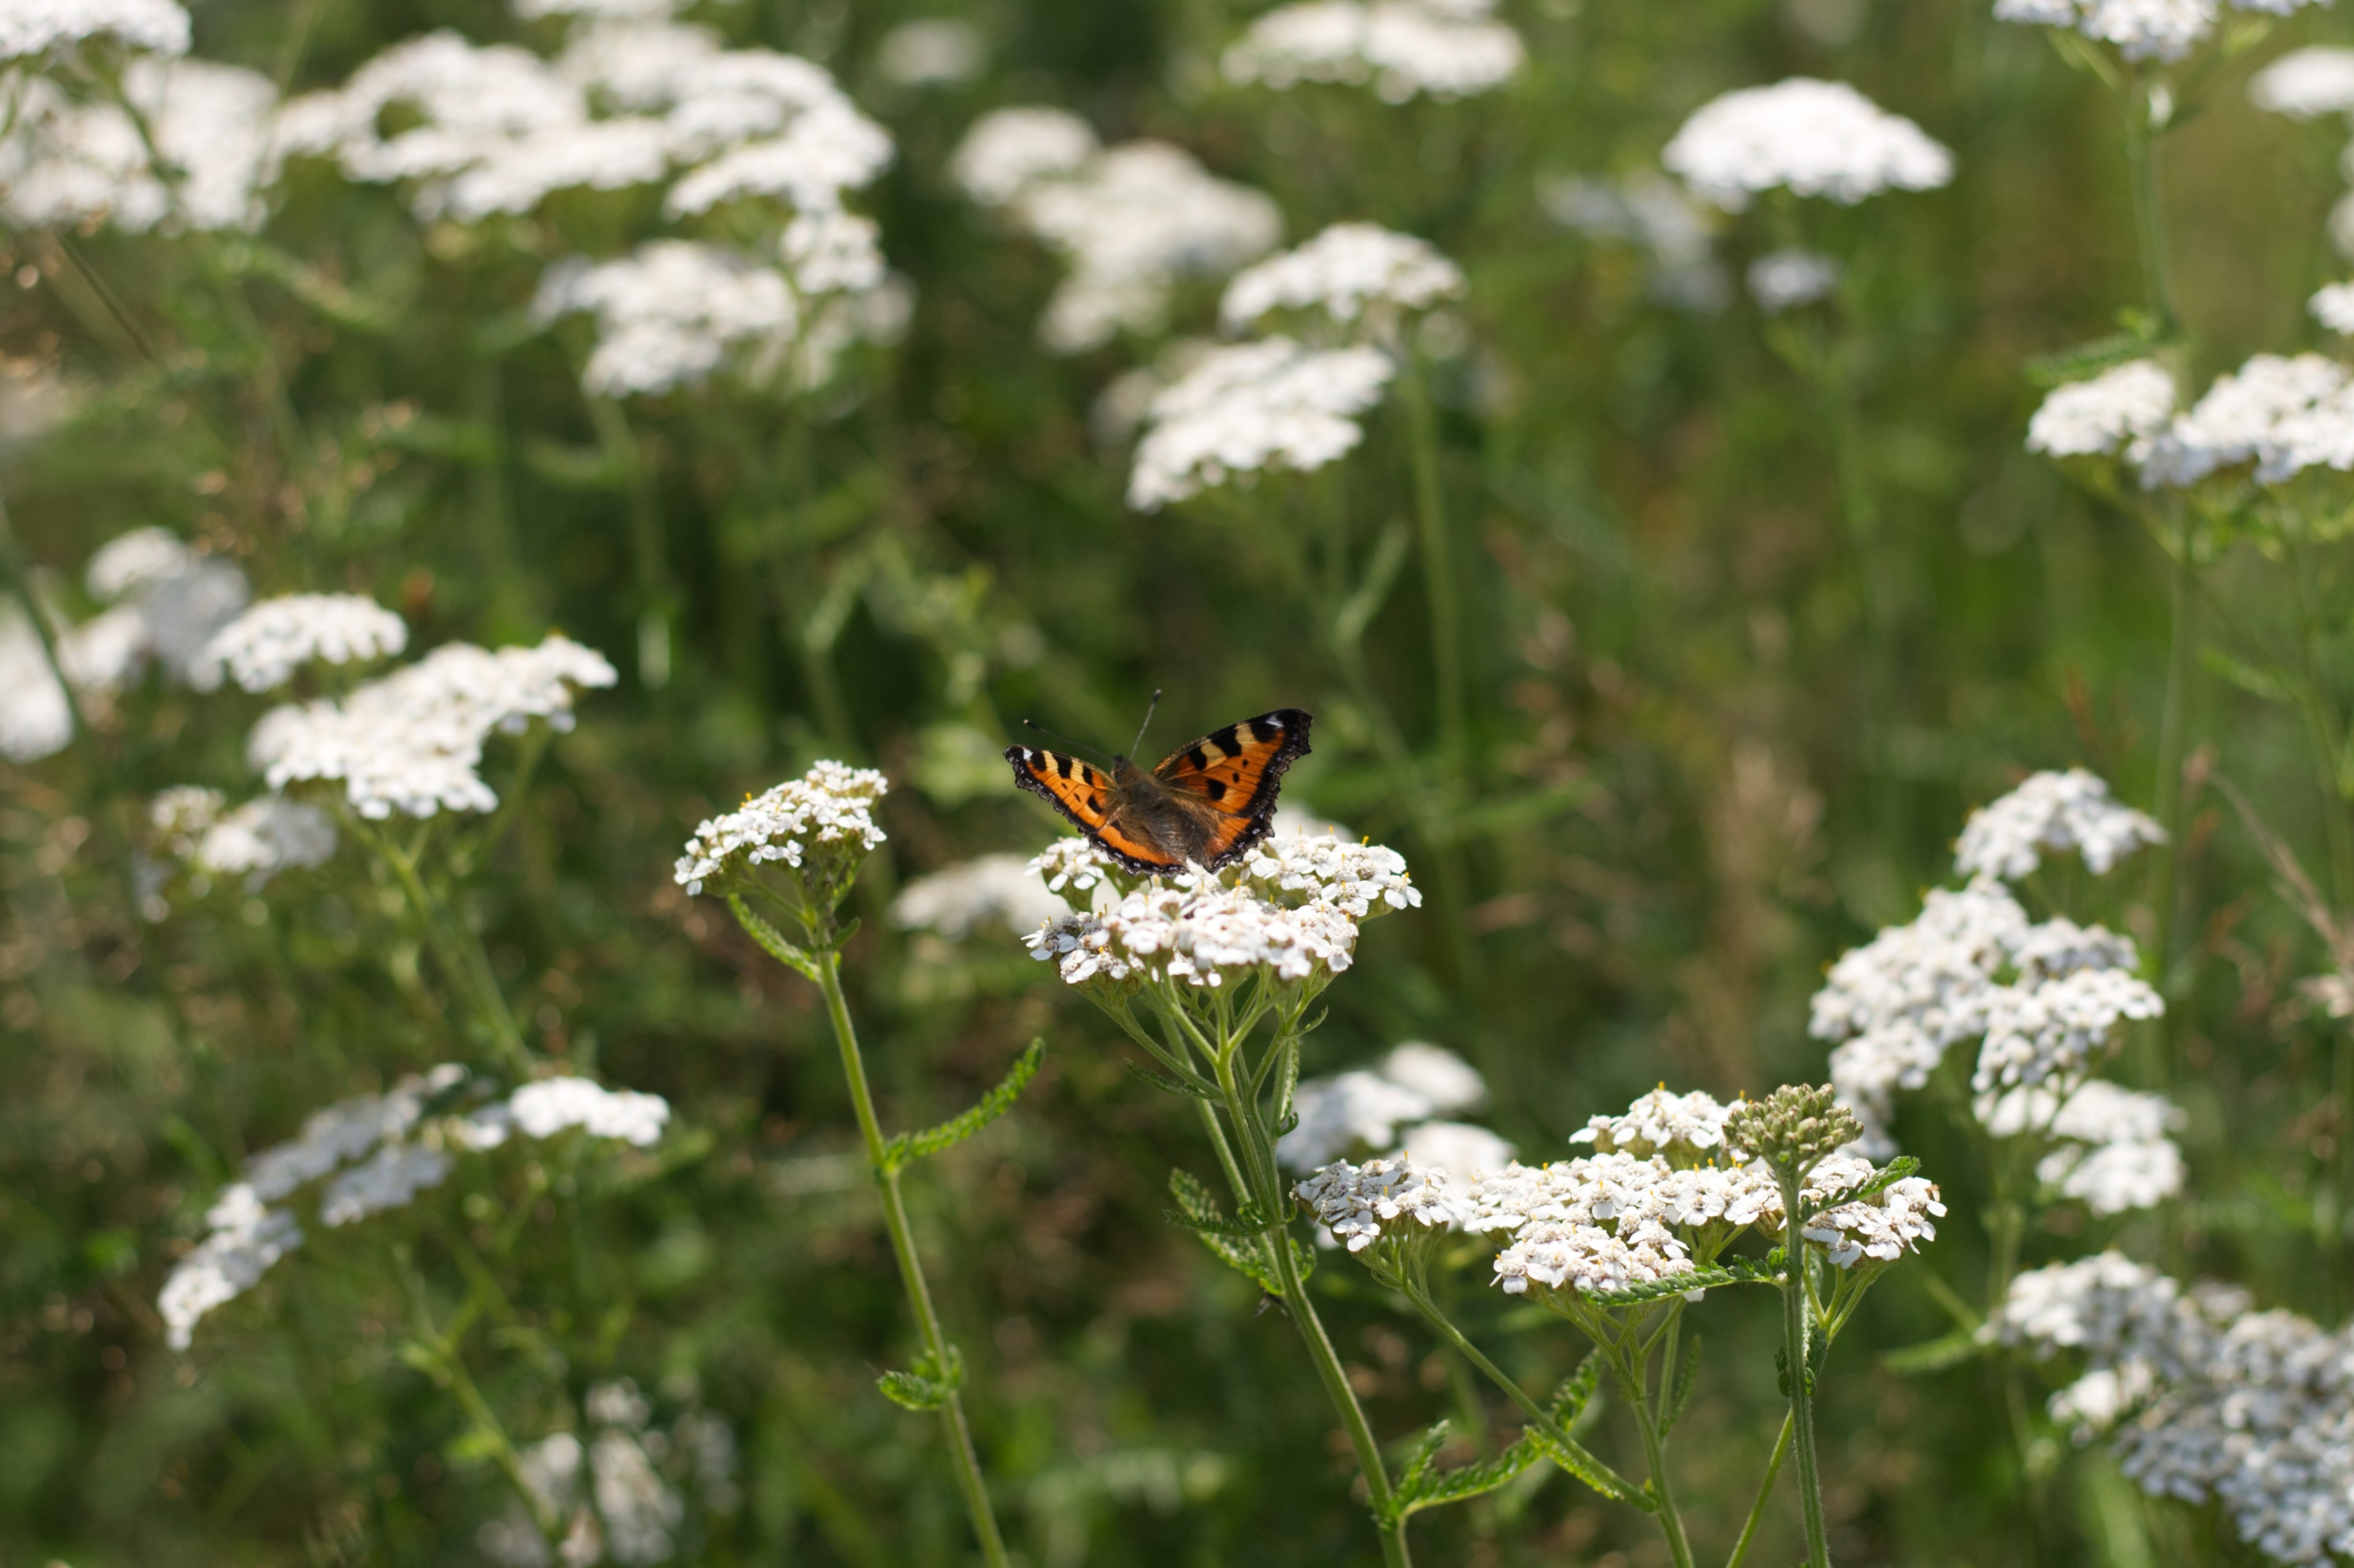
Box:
[1007,708,1312,874]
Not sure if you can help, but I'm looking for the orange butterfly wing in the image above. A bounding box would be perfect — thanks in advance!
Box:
[1152,708,1313,866]
[1005,744,1188,871]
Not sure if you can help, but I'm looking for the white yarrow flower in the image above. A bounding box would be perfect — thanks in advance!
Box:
[2026,359,2177,458]
[1745,248,1841,313]
[2313,283,2354,335]
[1295,1154,1470,1250]
[1219,221,1465,336]
[673,759,887,896]
[2131,352,2354,489]
[1997,0,2318,64]
[889,853,1068,938]
[1663,78,1954,211]
[1954,767,2165,881]
[2253,46,2354,119]
[0,603,73,763]
[0,0,188,62]
[1221,0,1526,104]
[1127,337,1395,509]
[876,18,984,87]
[949,105,1100,206]
[2,58,277,234]
[201,593,409,692]
[157,1187,302,1349]
[191,795,338,886]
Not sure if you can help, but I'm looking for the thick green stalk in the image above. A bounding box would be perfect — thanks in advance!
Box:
[1777,1179,1834,1568]
[1725,1413,1795,1568]
[1208,1047,1408,1567]
[811,951,1010,1568]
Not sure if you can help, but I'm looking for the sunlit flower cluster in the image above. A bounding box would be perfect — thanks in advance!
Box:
[1956,769,2166,881]
[1027,883,1359,989]
[1219,221,1465,338]
[1219,0,1526,104]
[2127,352,2354,489]
[63,527,250,695]
[147,786,337,891]
[482,1381,739,1568]
[1988,1078,2188,1214]
[674,759,888,898]
[200,593,409,693]
[159,1066,668,1350]
[1294,1154,1471,1250]
[1126,337,1395,509]
[952,110,1281,353]
[2025,359,2179,459]
[0,0,189,62]
[253,634,617,820]
[2252,45,2354,120]
[1990,1254,2354,1564]
[1663,78,1954,211]
[1236,830,1422,917]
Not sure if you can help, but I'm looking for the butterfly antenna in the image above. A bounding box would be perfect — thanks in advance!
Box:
[1127,688,1163,761]
[1021,717,1113,767]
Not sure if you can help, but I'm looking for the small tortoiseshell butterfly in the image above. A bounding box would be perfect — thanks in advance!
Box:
[1006,701,1312,874]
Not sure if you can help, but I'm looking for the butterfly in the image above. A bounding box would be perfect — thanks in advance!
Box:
[1006,702,1312,874]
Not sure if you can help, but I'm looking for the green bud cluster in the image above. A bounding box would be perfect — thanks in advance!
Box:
[1724,1084,1860,1181]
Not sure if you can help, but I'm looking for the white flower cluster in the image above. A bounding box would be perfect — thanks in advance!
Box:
[1278,1040,1497,1170]
[1995,0,2317,65]
[875,18,984,88]
[889,852,1070,939]
[2025,359,2178,459]
[951,110,1280,353]
[674,759,888,896]
[2313,283,2354,336]
[0,57,278,234]
[253,634,617,820]
[54,527,250,701]
[1663,78,1954,211]
[482,1385,739,1568]
[1126,337,1395,509]
[1956,767,2166,881]
[1236,830,1422,917]
[1219,221,1465,338]
[273,23,889,226]
[200,593,409,693]
[1540,172,1728,312]
[2123,353,2354,489]
[0,0,189,61]
[160,1067,669,1350]
[1027,835,1116,901]
[1982,1079,2187,1214]
[1026,883,1359,988]
[1990,1255,2354,1564]
[1812,864,2162,1151]
[147,786,337,889]
[1745,248,1841,313]
[1466,1088,1940,1301]
[0,603,73,763]
[2253,46,2354,120]
[1219,0,1526,104]
[1294,1154,1470,1250]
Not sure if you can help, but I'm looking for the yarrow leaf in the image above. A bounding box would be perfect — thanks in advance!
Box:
[1527,1425,1654,1510]
[1167,1169,1312,1293]
[880,1038,1045,1174]
[724,893,820,982]
[1122,1057,1219,1100]
[2024,331,2160,390]
[1583,1257,1777,1307]
[1382,1418,1549,1525]
[876,1344,966,1411]
[1663,1333,1703,1438]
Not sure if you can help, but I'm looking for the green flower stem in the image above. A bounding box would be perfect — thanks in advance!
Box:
[360,819,534,1078]
[2120,84,2179,336]
[585,397,675,691]
[397,1248,559,1543]
[2143,500,2199,1087]
[1609,1341,1698,1568]
[810,948,1010,1568]
[1397,1284,1644,1504]
[1777,1180,1834,1568]
[1203,1033,1408,1568]
[1724,1412,1795,1568]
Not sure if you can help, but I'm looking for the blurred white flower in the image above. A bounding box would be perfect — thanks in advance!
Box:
[1221,0,1526,104]
[253,634,617,820]
[536,241,797,397]
[59,527,250,692]
[1541,171,1729,311]
[0,603,74,762]
[1277,1040,1485,1168]
[949,105,1099,205]
[148,785,226,858]
[592,1430,684,1564]
[1997,0,2317,64]
[877,18,984,86]
[189,794,338,886]
[1745,247,1840,313]
[1219,221,1465,338]
[1664,78,1953,211]
[1395,1119,1515,1180]
[2026,359,2177,458]
[1954,767,2165,880]
[1127,337,1394,509]
[465,1077,671,1148]
[0,58,277,234]
[674,759,887,896]
[1027,835,1116,900]
[157,1184,302,1349]
[0,0,188,62]
[2131,352,2354,488]
[2253,45,2354,119]
[319,1141,452,1225]
[1973,966,2165,1092]
[2313,282,2354,335]
[201,593,409,693]
[891,852,1068,938]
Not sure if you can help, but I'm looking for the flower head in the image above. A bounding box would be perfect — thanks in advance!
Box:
[1726,1083,1861,1179]
[1745,248,1840,313]
[0,0,187,61]
[1800,1174,1946,1268]
[1955,767,2165,880]
[1220,0,1525,104]
[1572,1087,1736,1165]
[1218,221,1465,337]
[2131,352,2354,489]
[2026,360,2177,459]
[201,593,409,692]
[1027,835,1116,902]
[948,106,1098,206]
[674,759,888,901]
[889,852,1068,939]
[3,58,276,235]
[1663,78,1953,211]
[1277,1042,1485,1169]
[1127,337,1395,509]
[0,604,74,763]
[1237,829,1420,916]
[1295,1154,1469,1250]
[2253,45,2354,120]
[1996,0,2317,64]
